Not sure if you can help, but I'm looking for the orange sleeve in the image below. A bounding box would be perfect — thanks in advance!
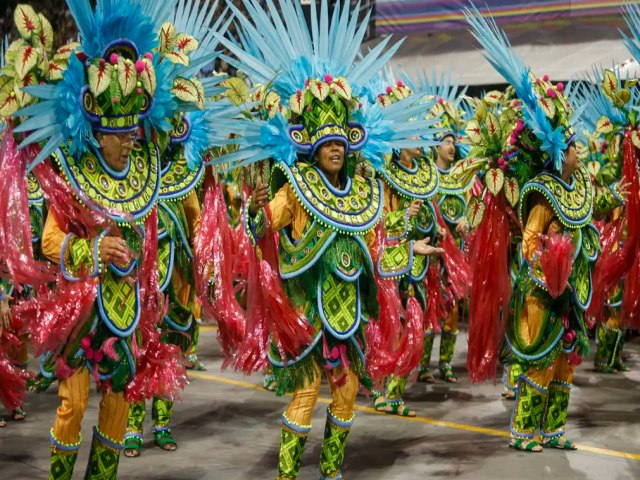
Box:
[522,195,554,262]
[42,209,68,264]
[182,190,201,246]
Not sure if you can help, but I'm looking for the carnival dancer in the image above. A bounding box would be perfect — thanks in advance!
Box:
[122,0,234,457]
[465,5,599,452]
[10,1,192,477]
[408,71,473,384]
[204,1,443,477]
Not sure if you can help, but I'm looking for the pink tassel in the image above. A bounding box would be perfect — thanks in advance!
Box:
[15,277,97,356]
[0,354,26,412]
[536,232,575,298]
[623,254,640,329]
[393,296,425,377]
[0,129,56,290]
[466,192,512,383]
[433,202,471,301]
[194,172,245,361]
[100,337,120,361]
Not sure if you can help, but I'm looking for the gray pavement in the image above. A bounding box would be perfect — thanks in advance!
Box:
[2,326,640,480]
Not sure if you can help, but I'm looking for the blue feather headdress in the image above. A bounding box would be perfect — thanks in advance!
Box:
[464,4,583,173]
[205,0,442,172]
[13,0,184,168]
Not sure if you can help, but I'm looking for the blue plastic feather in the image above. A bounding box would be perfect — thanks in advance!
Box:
[67,0,178,58]
[621,1,640,64]
[464,3,576,171]
[402,68,468,109]
[214,0,403,100]
[14,55,97,170]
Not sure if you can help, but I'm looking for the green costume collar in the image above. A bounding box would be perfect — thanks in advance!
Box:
[380,155,439,200]
[437,163,475,195]
[159,149,204,202]
[274,162,382,235]
[519,162,593,229]
[53,140,160,225]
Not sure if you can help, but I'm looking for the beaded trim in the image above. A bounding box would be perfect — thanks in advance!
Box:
[50,429,82,452]
[93,426,124,452]
[282,412,312,434]
[326,407,355,429]
[380,155,439,201]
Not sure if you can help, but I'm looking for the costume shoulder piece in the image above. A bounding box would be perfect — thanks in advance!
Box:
[380,155,439,200]
[437,164,475,195]
[519,162,593,229]
[159,149,204,202]
[275,162,382,235]
[53,140,160,225]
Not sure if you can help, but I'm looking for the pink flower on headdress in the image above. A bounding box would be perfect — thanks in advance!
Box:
[109,53,118,65]
[324,74,333,84]
[135,60,146,74]
[386,86,393,94]
[546,88,556,98]
[556,82,564,92]
[144,52,153,61]
[438,97,444,103]
[515,119,524,131]
[396,80,404,87]
[543,74,549,82]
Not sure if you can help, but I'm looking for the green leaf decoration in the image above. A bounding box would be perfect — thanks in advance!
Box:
[14,70,36,107]
[165,51,189,66]
[139,58,156,95]
[332,77,351,101]
[14,4,41,40]
[171,77,199,104]
[175,33,199,55]
[601,69,618,99]
[159,22,177,54]
[485,112,501,141]
[117,57,136,96]
[289,89,305,114]
[224,77,250,107]
[36,13,54,52]
[595,116,613,135]
[0,78,19,118]
[466,197,485,229]
[485,167,505,196]
[14,44,38,79]
[504,176,520,207]
[88,61,114,96]
[465,119,482,145]
[537,96,556,119]
[309,79,329,101]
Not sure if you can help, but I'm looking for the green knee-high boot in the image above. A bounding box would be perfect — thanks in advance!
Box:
[124,402,146,452]
[319,407,354,480]
[277,412,311,480]
[418,330,435,381]
[49,429,80,480]
[595,325,624,372]
[439,329,458,381]
[510,376,548,440]
[84,426,123,480]
[541,381,571,440]
[152,397,177,450]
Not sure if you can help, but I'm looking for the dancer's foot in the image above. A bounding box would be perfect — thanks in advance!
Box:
[509,438,543,452]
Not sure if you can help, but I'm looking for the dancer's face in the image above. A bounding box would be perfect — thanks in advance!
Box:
[562,144,579,178]
[316,140,345,177]
[437,135,456,165]
[97,131,137,172]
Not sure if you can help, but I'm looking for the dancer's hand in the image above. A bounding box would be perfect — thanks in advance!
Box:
[437,225,447,241]
[413,237,444,257]
[99,236,129,265]
[407,200,423,219]
[455,219,468,236]
[249,180,269,216]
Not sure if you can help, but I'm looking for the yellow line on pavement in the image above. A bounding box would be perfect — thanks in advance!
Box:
[187,371,640,461]
[199,325,218,332]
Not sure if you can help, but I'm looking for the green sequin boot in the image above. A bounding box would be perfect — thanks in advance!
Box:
[49,429,81,480]
[84,427,123,480]
[152,397,177,451]
[541,381,571,439]
[319,407,354,480]
[124,402,146,456]
[595,325,623,372]
[418,330,435,382]
[276,413,311,480]
[510,376,548,440]
[438,329,458,382]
